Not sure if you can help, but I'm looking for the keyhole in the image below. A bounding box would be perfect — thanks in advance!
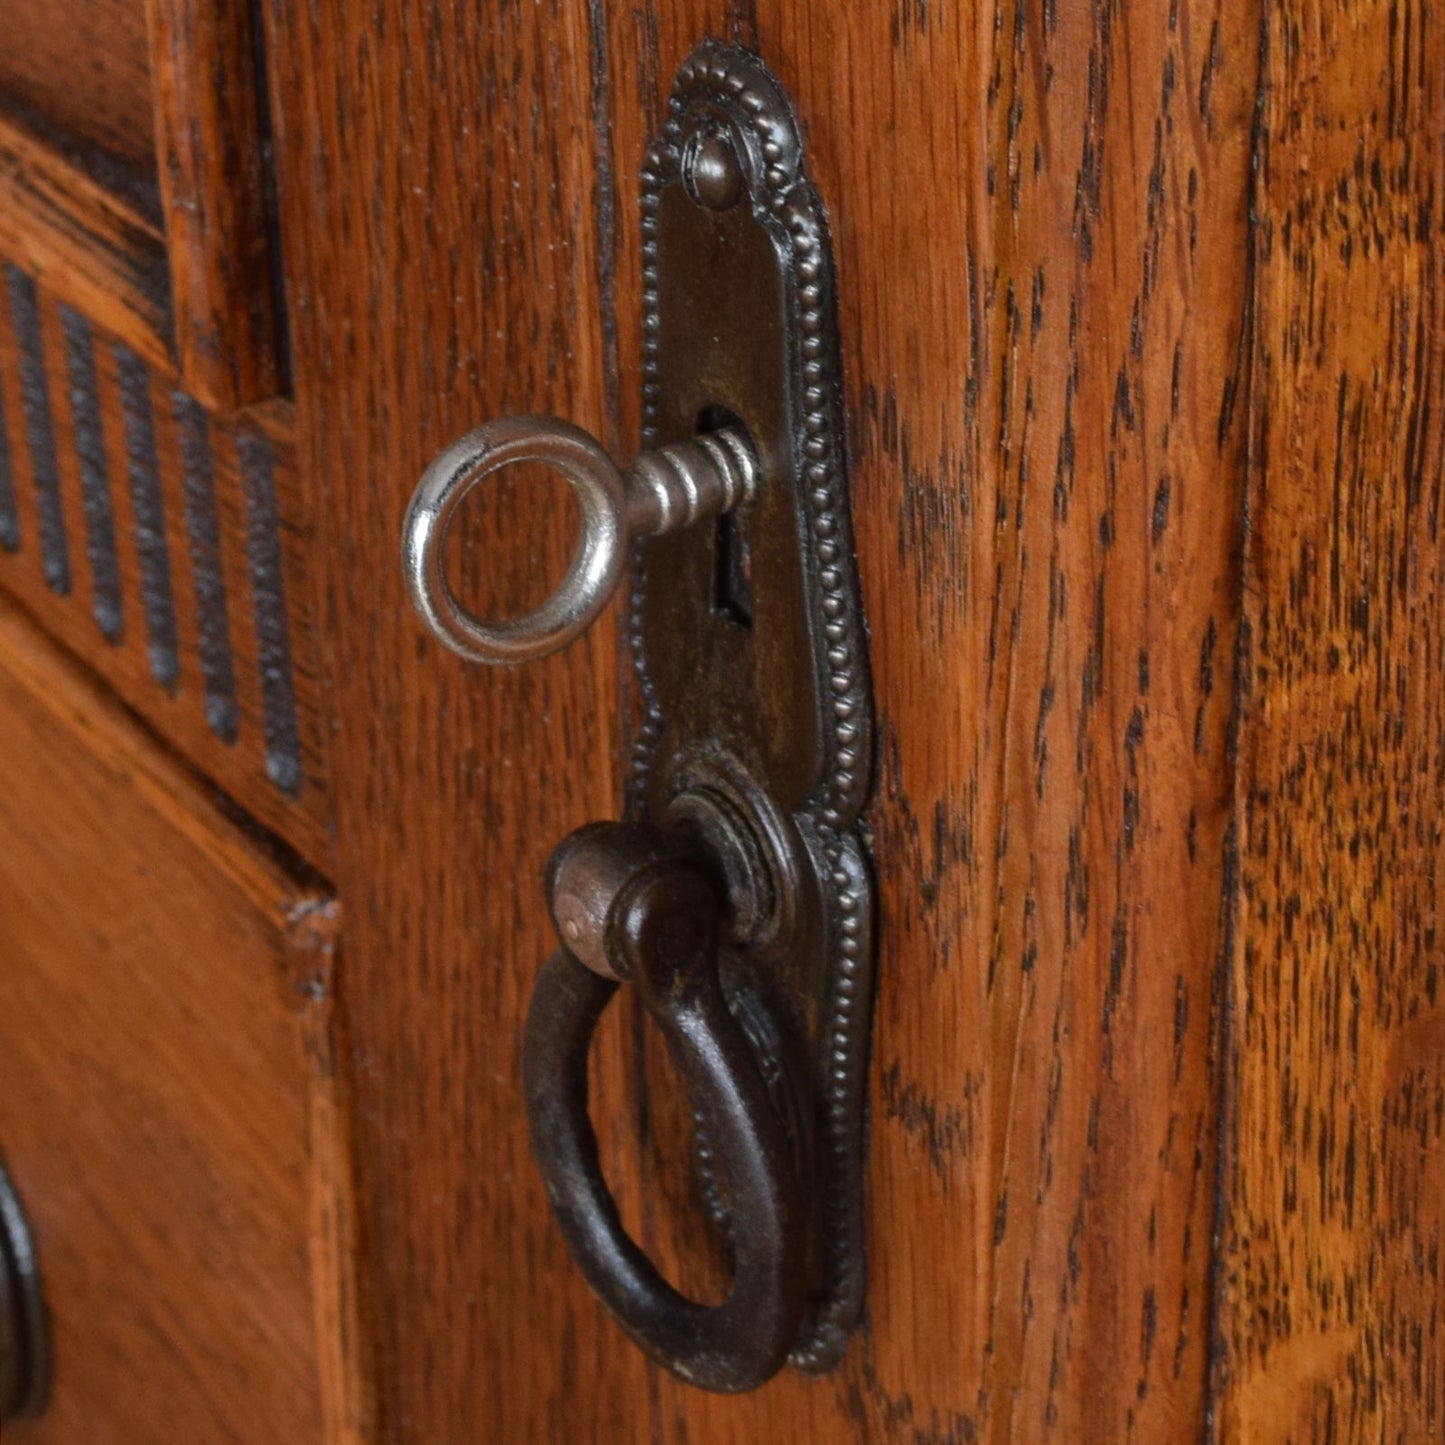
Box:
[713,509,754,628]
[699,405,754,629]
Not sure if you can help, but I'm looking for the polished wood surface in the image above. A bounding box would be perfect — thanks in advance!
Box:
[1214,3,1445,1438]
[261,3,1258,1439]
[0,599,361,1442]
[259,5,647,1440]
[294,899,378,1445]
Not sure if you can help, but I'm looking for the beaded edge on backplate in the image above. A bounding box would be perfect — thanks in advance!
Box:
[628,40,876,1373]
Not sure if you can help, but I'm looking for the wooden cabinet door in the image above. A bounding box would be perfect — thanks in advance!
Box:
[239,3,1440,1442]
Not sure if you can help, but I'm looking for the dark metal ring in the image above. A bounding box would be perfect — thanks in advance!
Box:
[0,1152,48,1420]
[522,863,806,1393]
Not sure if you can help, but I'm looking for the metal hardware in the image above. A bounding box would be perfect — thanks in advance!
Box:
[525,822,807,1392]
[0,1153,48,1421]
[404,41,874,1391]
[403,417,756,664]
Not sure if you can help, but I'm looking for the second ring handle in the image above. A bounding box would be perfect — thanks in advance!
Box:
[401,415,757,665]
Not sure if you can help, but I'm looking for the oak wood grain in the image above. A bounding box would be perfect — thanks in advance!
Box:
[0,597,357,1442]
[1214,2,1445,1438]
[42,2,1433,1437]
[0,0,283,410]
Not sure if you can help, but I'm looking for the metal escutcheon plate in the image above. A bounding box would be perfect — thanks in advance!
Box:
[630,41,875,1373]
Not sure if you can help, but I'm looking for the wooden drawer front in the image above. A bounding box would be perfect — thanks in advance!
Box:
[0,0,281,408]
[0,268,329,866]
[0,602,364,1442]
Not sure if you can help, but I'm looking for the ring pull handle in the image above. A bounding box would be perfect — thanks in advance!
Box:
[522,823,807,1393]
[0,1153,48,1421]
[401,415,757,665]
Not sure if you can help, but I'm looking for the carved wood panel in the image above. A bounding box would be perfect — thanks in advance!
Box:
[0,265,329,865]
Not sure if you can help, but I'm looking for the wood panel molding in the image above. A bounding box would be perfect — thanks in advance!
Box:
[148,0,286,407]
[0,265,329,865]
[290,898,380,1445]
[0,0,155,182]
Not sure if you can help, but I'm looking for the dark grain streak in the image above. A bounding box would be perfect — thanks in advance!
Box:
[587,0,621,458]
